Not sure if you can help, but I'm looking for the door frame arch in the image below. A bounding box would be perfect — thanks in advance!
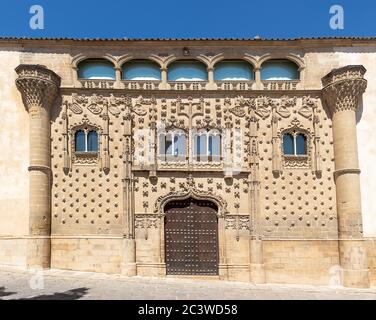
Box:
[155,187,228,277]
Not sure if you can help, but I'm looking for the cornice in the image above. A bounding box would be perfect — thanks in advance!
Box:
[2,37,376,50]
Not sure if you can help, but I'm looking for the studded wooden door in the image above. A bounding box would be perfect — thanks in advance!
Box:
[165,198,219,275]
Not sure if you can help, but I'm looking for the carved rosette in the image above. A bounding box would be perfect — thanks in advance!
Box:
[15,65,61,113]
[322,65,367,114]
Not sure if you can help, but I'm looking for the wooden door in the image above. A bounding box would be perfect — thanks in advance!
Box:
[165,198,218,275]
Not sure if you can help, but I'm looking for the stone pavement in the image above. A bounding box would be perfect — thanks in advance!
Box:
[0,266,375,300]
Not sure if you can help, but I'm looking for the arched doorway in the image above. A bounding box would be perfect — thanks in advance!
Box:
[164,198,219,275]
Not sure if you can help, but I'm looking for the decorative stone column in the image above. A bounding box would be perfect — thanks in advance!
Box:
[254,67,261,90]
[160,67,168,90]
[121,110,137,276]
[206,67,215,90]
[322,65,370,288]
[114,67,122,89]
[15,65,61,269]
[247,110,266,284]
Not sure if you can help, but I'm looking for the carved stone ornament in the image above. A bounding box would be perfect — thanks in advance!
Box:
[64,94,153,118]
[225,215,250,230]
[227,95,296,120]
[135,215,159,240]
[299,96,319,119]
[15,64,61,112]
[225,215,250,241]
[276,96,296,118]
[322,65,367,115]
[87,94,106,115]
[154,174,228,217]
[133,96,154,116]
[66,94,86,114]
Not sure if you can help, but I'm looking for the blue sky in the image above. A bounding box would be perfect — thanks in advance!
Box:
[0,0,375,39]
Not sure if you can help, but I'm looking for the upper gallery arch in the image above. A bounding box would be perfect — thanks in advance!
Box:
[258,53,305,81]
[166,58,209,81]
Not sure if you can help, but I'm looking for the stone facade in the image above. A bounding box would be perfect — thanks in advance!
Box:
[0,38,376,288]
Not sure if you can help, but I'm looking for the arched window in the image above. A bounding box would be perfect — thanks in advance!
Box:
[194,130,221,162]
[261,59,299,81]
[295,134,307,155]
[167,60,208,81]
[159,130,186,161]
[214,60,254,81]
[77,59,115,80]
[283,134,294,155]
[283,132,307,156]
[87,131,98,152]
[121,60,161,80]
[75,130,86,152]
[75,129,99,153]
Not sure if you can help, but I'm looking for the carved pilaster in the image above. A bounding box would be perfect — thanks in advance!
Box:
[62,100,70,171]
[123,111,134,238]
[101,102,110,171]
[223,98,233,179]
[149,97,158,178]
[247,110,265,284]
[271,105,281,175]
[247,110,260,238]
[312,104,322,173]
[16,65,61,268]
[121,109,137,276]
[322,65,369,288]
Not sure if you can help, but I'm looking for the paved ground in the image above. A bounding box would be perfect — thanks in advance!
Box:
[0,267,375,300]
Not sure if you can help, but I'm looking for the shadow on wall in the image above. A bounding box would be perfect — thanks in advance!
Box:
[356,96,364,124]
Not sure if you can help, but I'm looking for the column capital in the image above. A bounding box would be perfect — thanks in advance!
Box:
[322,65,367,115]
[15,64,61,112]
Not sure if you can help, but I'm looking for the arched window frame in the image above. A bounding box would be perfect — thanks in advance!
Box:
[74,128,99,153]
[193,129,222,162]
[121,59,162,81]
[282,130,308,157]
[158,129,187,162]
[213,59,255,81]
[260,59,300,81]
[167,60,208,82]
[77,58,116,80]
